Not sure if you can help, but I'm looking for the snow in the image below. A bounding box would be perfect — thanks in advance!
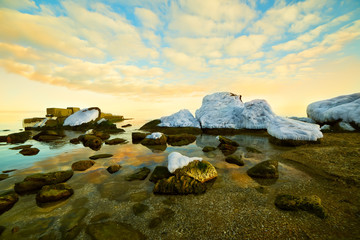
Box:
[167,152,202,173]
[97,118,106,124]
[33,118,48,128]
[339,122,356,131]
[307,93,360,126]
[321,125,331,131]
[158,109,200,128]
[63,108,100,126]
[145,132,163,139]
[267,116,323,141]
[242,100,275,129]
[289,117,316,124]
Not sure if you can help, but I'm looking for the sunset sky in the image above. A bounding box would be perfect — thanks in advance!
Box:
[0,0,359,119]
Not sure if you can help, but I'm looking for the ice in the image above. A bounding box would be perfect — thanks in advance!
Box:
[63,108,100,126]
[167,152,202,173]
[145,132,163,139]
[158,109,200,128]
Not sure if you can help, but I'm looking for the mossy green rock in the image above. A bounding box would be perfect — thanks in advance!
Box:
[275,194,327,219]
[6,131,32,144]
[141,134,167,145]
[149,166,173,183]
[107,164,121,174]
[89,154,113,160]
[202,146,216,152]
[72,160,95,171]
[225,155,244,166]
[36,183,74,203]
[86,221,146,240]
[176,160,217,183]
[19,147,40,156]
[218,143,238,156]
[218,136,239,147]
[0,192,19,215]
[105,138,127,145]
[126,167,151,181]
[166,134,196,146]
[247,160,279,179]
[14,170,73,194]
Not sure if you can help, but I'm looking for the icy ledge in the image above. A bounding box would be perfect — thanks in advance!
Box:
[158,109,200,128]
[167,152,202,173]
[63,108,100,127]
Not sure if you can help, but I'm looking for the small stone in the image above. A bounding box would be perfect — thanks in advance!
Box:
[149,166,173,183]
[148,217,162,229]
[126,167,151,181]
[225,155,244,166]
[36,183,74,204]
[218,144,237,156]
[105,138,127,145]
[202,146,216,152]
[107,165,121,174]
[9,145,32,150]
[89,154,113,160]
[71,160,95,171]
[19,148,40,156]
[132,203,149,216]
[218,136,239,147]
[247,160,279,179]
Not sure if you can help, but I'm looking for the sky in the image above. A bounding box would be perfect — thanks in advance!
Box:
[0,0,359,119]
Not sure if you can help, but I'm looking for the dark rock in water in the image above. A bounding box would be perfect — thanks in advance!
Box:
[247,160,279,179]
[139,119,161,130]
[0,192,19,215]
[148,217,162,229]
[90,213,111,223]
[90,154,113,160]
[2,169,16,173]
[246,146,262,153]
[218,143,237,156]
[9,144,32,150]
[132,132,149,143]
[149,166,173,183]
[202,146,216,152]
[105,138,127,145]
[275,194,327,219]
[269,136,320,147]
[122,124,132,128]
[218,136,239,147]
[0,226,5,236]
[166,134,196,146]
[107,165,121,174]
[225,155,244,166]
[19,147,40,156]
[0,174,9,181]
[140,119,202,135]
[132,203,149,216]
[14,170,73,195]
[126,167,151,181]
[72,160,95,171]
[33,130,64,141]
[0,136,7,142]
[6,131,32,144]
[70,138,80,144]
[94,131,110,140]
[2,129,10,132]
[86,221,146,240]
[78,134,102,150]
[36,183,74,204]
[141,134,167,145]
[143,144,167,153]
[61,207,88,240]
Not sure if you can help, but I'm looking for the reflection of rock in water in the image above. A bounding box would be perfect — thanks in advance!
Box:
[196,135,220,148]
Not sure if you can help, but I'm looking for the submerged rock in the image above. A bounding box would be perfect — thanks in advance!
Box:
[107,165,121,174]
[246,146,262,153]
[166,134,197,146]
[9,144,32,150]
[94,131,110,140]
[247,160,279,179]
[149,166,173,183]
[218,143,238,156]
[275,194,327,219]
[217,136,239,147]
[0,174,9,181]
[36,183,74,204]
[33,130,64,141]
[141,132,167,145]
[78,134,102,150]
[14,170,73,195]
[105,138,127,145]
[60,207,89,239]
[72,160,95,171]
[202,146,216,152]
[126,167,151,181]
[0,192,19,215]
[132,203,149,216]
[19,147,40,156]
[89,154,113,160]
[86,221,146,240]
[6,131,32,144]
[225,155,244,166]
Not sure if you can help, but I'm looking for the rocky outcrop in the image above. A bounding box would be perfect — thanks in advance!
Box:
[71,160,95,171]
[0,192,19,215]
[125,167,151,181]
[36,183,74,204]
[166,134,197,146]
[19,147,40,156]
[6,131,32,144]
[158,109,201,128]
[247,160,279,179]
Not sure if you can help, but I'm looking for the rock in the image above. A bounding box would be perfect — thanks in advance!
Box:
[166,134,197,146]
[2,169,16,173]
[132,203,149,216]
[148,217,162,229]
[33,130,64,141]
[105,138,127,145]
[6,131,32,144]
[269,136,320,147]
[14,170,74,194]
[19,147,40,156]
[158,109,201,128]
[78,134,102,150]
[126,167,151,181]
[132,132,149,143]
[167,152,202,173]
[107,165,121,174]
[60,208,88,239]
[86,221,146,240]
[63,107,101,127]
[94,131,110,140]
[122,124,132,128]
[175,160,217,183]
[71,160,95,171]
[141,132,167,145]
[0,136,7,142]
[140,119,202,135]
[149,166,173,183]
[9,144,32,150]
[217,136,239,146]
[0,192,19,215]
[90,213,111,223]
[202,146,216,152]
[70,138,80,144]
[36,183,74,204]
[89,154,113,160]
[225,155,244,166]
[247,160,279,179]
[218,143,237,156]
[0,174,9,181]
[275,194,327,219]
[0,226,5,236]
[246,146,262,153]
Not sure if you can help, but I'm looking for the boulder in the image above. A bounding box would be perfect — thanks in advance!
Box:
[225,155,244,166]
[158,109,201,128]
[86,221,146,240]
[36,183,74,204]
[6,131,32,144]
[141,132,167,145]
[105,138,127,145]
[217,136,239,147]
[275,194,327,219]
[167,152,202,173]
[166,134,197,146]
[63,107,101,127]
[125,167,151,181]
[14,170,74,195]
[218,143,237,156]
[202,146,216,152]
[0,192,19,215]
[149,166,173,183]
[71,160,95,171]
[132,203,149,216]
[89,154,113,160]
[33,130,64,141]
[247,160,279,179]
[9,144,32,150]
[132,132,149,143]
[94,131,110,140]
[0,174,9,181]
[107,165,121,174]
[19,147,40,156]
[70,138,80,144]
[78,134,102,150]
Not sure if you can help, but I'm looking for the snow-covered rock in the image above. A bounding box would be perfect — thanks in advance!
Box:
[242,100,276,129]
[321,125,331,131]
[267,117,323,141]
[145,132,163,139]
[289,117,316,124]
[97,118,106,124]
[158,109,200,128]
[338,122,356,131]
[307,93,360,127]
[63,108,100,127]
[167,152,202,173]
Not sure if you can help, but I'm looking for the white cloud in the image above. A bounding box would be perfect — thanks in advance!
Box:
[226,35,267,56]
[163,48,207,72]
[134,7,160,29]
[241,62,261,72]
[209,58,244,68]
[272,40,305,51]
[0,0,37,10]
[290,14,322,33]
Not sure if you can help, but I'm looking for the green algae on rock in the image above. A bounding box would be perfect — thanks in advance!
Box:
[247,160,279,179]
[36,183,74,204]
[71,160,95,171]
[0,192,19,215]
[166,134,197,146]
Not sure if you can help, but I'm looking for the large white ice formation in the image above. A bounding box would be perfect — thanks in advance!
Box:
[63,108,100,126]
[167,152,202,173]
[158,109,201,128]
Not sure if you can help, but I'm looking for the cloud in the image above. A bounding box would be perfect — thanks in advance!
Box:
[134,7,160,29]
[226,35,267,56]
[0,0,37,10]
[163,48,207,72]
[209,58,244,68]
[272,40,305,51]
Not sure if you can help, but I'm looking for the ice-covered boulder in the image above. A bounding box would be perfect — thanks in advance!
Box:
[241,99,276,129]
[63,107,101,127]
[307,93,360,127]
[158,109,200,128]
[267,117,323,141]
[167,152,202,173]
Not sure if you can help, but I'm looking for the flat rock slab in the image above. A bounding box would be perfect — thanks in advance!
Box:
[6,131,32,144]
[225,155,244,166]
[72,160,95,171]
[36,183,74,204]
[0,192,19,215]
[86,221,146,240]
[126,167,150,181]
[19,148,40,156]
[89,154,113,160]
[9,145,32,150]
[107,165,121,174]
[105,138,127,145]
